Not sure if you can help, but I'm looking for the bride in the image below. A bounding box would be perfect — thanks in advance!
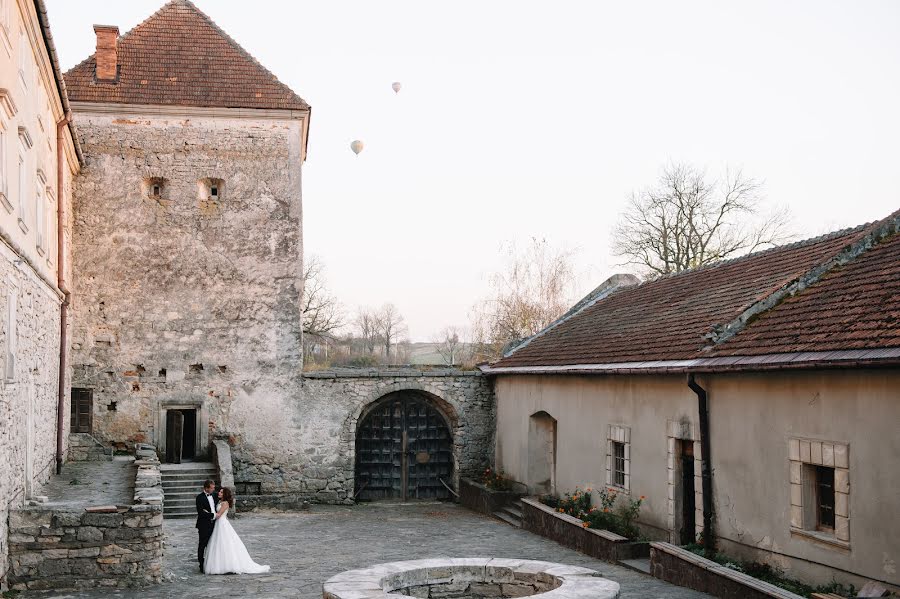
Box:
[204,487,270,574]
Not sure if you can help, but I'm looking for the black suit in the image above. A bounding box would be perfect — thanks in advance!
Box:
[195,491,219,569]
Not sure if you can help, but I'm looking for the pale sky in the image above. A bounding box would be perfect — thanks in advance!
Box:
[47,0,900,341]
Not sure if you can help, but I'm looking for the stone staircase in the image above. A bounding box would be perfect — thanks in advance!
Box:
[493,498,524,528]
[161,462,218,519]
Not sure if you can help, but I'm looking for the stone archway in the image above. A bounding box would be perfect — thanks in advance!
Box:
[354,390,455,501]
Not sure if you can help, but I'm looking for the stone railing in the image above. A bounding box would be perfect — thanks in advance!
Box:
[649,542,805,599]
[5,445,165,591]
[521,498,649,562]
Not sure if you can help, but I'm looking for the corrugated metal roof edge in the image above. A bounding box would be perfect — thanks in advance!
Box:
[480,347,900,376]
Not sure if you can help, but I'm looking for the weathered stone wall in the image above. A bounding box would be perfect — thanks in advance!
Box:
[68,110,304,466]
[67,433,112,462]
[5,448,164,591]
[0,242,65,584]
[235,369,495,504]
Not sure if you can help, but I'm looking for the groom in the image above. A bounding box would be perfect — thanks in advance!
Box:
[195,479,218,572]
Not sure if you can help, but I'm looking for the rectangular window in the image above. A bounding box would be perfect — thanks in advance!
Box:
[35,184,44,252]
[5,286,16,381]
[815,466,835,531]
[612,441,626,487]
[606,425,631,491]
[17,152,25,220]
[18,30,27,87]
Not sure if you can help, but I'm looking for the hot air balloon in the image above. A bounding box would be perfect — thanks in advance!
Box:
[350,140,364,155]
[392,82,402,94]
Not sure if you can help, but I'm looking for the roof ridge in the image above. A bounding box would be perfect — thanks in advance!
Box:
[63,0,309,110]
[634,221,872,288]
[500,273,641,360]
[702,209,900,350]
[173,0,308,108]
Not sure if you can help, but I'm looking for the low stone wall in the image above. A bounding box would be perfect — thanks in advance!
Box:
[459,478,524,516]
[67,433,113,462]
[649,542,805,599]
[5,446,165,591]
[521,498,649,562]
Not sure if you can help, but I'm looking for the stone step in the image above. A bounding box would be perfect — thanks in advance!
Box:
[492,510,521,528]
[163,511,196,519]
[161,483,204,491]
[161,473,217,481]
[618,558,651,575]
[501,505,523,519]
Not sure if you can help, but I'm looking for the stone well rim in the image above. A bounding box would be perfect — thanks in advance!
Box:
[322,557,621,599]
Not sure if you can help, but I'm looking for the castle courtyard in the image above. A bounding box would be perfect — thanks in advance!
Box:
[20,503,710,599]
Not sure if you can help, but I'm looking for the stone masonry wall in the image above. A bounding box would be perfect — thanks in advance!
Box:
[232,369,496,504]
[0,242,65,585]
[5,447,164,591]
[69,110,304,466]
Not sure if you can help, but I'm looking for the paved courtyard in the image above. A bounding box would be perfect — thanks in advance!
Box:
[22,503,710,599]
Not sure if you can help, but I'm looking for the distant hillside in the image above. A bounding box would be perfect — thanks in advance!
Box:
[405,342,473,366]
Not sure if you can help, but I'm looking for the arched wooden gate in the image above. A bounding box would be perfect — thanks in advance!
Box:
[355,392,453,501]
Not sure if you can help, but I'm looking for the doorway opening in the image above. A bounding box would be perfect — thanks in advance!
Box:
[70,388,93,433]
[527,411,557,495]
[355,392,454,501]
[165,408,197,463]
[674,439,697,545]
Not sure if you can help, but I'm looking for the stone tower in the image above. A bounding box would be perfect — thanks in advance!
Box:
[64,0,309,469]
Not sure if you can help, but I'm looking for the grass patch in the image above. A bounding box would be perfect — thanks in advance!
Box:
[683,544,855,598]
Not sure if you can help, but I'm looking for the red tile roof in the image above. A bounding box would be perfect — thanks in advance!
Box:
[492,211,900,370]
[709,218,900,356]
[64,0,309,111]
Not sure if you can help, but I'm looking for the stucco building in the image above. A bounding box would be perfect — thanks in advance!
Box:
[483,210,900,591]
[0,0,82,583]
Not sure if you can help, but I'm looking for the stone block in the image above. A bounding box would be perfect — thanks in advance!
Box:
[835,468,850,494]
[44,549,70,560]
[83,513,124,527]
[789,461,801,484]
[822,443,834,467]
[810,441,822,465]
[835,491,849,517]
[77,527,104,542]
[834,443,849,469]
[835,515,850,541]
[790,484,802,507]
[9,510,53,530]
[799,440,811,463]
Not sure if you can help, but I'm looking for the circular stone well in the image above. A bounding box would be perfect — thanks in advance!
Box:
[323,558,620,599]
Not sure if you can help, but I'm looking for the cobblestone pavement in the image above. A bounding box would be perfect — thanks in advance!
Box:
[23,503,711,599]
[40,458,135,509]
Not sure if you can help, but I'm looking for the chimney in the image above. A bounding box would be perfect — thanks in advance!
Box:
[93,25,119,81]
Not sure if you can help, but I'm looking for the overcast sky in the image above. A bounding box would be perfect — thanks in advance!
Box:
[47,0,900,341]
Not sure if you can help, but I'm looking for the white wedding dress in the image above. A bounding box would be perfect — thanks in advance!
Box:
[204,504,270,574]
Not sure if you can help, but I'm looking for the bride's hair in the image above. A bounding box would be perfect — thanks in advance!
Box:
[221,487,235,506]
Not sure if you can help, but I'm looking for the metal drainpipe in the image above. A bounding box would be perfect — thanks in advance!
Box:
[688,373,714,553]
[55,114,72,475]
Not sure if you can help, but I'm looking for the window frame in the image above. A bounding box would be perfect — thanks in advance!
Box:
[789,438,850,548]
[606,425,631,492]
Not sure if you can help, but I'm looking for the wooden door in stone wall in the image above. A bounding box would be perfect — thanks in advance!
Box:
[355,394,453,501]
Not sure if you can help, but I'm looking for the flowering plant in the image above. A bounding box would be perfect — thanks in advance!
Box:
[541,487,645,540]
[481,467,513,491]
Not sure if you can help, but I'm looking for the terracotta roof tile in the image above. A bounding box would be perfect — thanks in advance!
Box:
[63,0,308,111]
[493,212,900,369]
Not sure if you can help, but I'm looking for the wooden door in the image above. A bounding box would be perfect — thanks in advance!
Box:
[165,410,185,464]
[355,395,453,501]
[70,389,93,433]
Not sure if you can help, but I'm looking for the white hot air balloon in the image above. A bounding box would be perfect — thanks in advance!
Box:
[350,140,364,156]
[392,81,402,94]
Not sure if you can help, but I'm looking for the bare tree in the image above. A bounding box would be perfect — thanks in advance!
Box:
[433,326,467,366]
[613,163,792,276]
[374,303,407,361]
[470,238,578,361]
[302,255,344,361]
[353,307,380,354]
